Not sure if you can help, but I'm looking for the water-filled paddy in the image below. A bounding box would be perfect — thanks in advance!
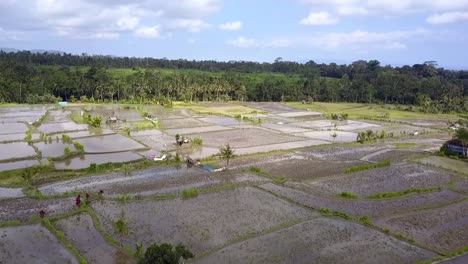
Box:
[75,134,146,153]
[0,133,25,142]
[35,141,76,158]
[0,123,28,134]
[0,224,78,264]
[294,131,358,143]
[198,116,243,126]
[54,151,142,170]
[0,142,36,161]
[0,159,40,172]
[38,122,88,134]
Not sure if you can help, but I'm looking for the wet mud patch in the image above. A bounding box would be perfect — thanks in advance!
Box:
[309,163,463,197]
[259,183,465,218]
[374,201,468,253]
[54,213,135,264]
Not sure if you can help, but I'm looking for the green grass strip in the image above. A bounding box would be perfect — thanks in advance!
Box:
[366,187,442,199]
[345,161,391,173]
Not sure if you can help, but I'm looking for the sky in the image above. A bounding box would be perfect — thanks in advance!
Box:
[0,0,468,68]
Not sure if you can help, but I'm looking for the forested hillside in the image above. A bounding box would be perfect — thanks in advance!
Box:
[0,51,466,113]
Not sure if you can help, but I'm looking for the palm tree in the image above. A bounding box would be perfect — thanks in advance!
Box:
[219,143,235,168]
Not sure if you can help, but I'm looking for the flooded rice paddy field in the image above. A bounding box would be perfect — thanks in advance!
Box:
[92,188,317,254]
[34,141,76,158]
[74,134,147,153]
[375,202,468,253]
[54,213,135,264]
[0,142,37,161]
[194,218,436,264]
[0,224,78,264]
[308,163,464,197]
[0,102,466,263]
[54,152,143,170]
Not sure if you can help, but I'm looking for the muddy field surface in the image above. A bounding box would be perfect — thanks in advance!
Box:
[243,102,301,113]
[416,156,468,175]
[92,187,318,254]
[294,131,358,143]
[310,163,463,197]
[194,218,436,264]
[261,123,310,133]
[198,116,243,126]
[440,254,468,264]
[374,201,468,253]
[259,183,465,218]
[165,125,233,136]
[160,118,209,129]
[259,158,365,181]
[54,213,136,264]
[198,128,303,148]
[107,172,270,197]
[0,224,78,264]
[365,149,424,163]
[0,197,75,222]
[0,187,24,199]
[40,165,211,195]
[299,146,387,161]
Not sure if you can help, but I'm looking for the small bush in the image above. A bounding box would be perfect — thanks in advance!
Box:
[88,163,98,173]
[73,142,84,152]
[192,137,203,146]
[64,147,72,155]
[338,192,358,199]
[139,243,193,264]
[62,134,72,143]
[182,188,199,199]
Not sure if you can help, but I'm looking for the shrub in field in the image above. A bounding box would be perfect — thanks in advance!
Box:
[192,137,203,146]
[182,188,199,199]
[64,147,72,155]
[138,243,193,264]
[73,142,84,152]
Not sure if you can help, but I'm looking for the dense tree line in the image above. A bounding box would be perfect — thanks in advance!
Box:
[0,51,466,113]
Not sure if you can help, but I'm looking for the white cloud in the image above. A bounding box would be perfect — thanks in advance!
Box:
[226,37,259,48]
[219,21,242,31]
[135,25,161,38]
[187,38,196,43]
[169,19,211,32]
[0,27,26,40]
[117,16,140,30]
[426,11,468,24]
[0,0,220,40]
[301,0,468,24]
[226,36,293,48]
[227,28,428,52]
[309,29,429,49]
[300,12,339,25]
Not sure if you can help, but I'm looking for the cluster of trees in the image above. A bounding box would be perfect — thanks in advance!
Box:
[0,51,466,113]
